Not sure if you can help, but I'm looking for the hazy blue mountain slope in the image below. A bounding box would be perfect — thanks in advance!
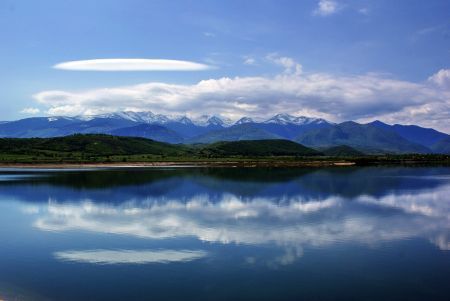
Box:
[296,122,431,154]
[0,117,79,138]
[253,122,333,139]
[369,121,449,148]
[110,124,184,143]
[163,122,221,139]
[188,124,281,144]
[432,137,450,154]
[58,118,139,135]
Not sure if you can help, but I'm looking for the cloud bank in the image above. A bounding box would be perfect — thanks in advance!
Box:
[33,63,450,131]
[53,59,212,71]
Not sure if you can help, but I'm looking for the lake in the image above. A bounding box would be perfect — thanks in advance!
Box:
[0,167,449,301]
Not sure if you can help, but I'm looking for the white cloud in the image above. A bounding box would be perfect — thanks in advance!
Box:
[244,57,256,65]
[313,0,339,16]
[20,107,40,114]
[53,59,212,71]
[33,61,450,132]
[266,53,302,75]
[428,69,450,88]
[54,249,207,265]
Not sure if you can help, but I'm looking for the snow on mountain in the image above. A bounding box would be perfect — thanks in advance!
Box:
[191,115,233,127]
[174,116,194,125]
[47,116,80,122]
[80,111,170,124]
[264,113,330,125]
[75,111,330,127]
[235,117,254,125]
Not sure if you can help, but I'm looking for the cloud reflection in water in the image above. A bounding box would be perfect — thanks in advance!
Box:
[54,249,208,265]
[32,185,450,254]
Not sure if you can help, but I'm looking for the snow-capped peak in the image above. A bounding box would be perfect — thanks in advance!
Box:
[174,116,194,125]
[79,111,156,122]
[191,115,232,127]
[235,117,254,125]
[76,111,329,127]
[264,114,330,125]
[264,113,297,125]
[207,116,225,126]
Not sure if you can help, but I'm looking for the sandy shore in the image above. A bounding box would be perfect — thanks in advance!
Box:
[0,160,356,169]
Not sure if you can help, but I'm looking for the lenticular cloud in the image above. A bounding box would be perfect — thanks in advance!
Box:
[53,58,212,71]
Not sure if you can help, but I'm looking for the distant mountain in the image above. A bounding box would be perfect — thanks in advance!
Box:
[194,115,233,127]
[0,111,330,141]
[235,117,255,125]
[0,116,80,138]
[368,121,449,148]
[199,139,322,157]
[322,145,365,157]
[188,123,280,144]
[187,113,332,142]
[110,124,184,144]
[1,111,448,154]
[296,121,431,154]
[264,113,330,126]
[159,122,205,139]
[432,137,450,155]
[238,113,333,139]
[254,122,332,140]
[58,117,138,135]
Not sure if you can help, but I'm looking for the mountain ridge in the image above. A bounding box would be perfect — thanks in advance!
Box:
[1,111,449,154]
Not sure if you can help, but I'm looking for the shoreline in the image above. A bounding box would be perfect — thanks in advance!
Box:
[1,157,449,169]
[0,161,357,169]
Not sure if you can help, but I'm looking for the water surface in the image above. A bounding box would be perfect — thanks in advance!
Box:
[0,167,449,300]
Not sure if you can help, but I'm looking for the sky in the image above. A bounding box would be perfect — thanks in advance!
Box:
[0,0,449,132]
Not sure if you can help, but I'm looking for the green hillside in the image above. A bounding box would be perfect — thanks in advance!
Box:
[199,139,322,157]
[1,134,448,165]
[0,135,319,162]
[0,134,189,158]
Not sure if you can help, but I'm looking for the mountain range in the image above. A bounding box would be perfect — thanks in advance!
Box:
[0,111,449,154]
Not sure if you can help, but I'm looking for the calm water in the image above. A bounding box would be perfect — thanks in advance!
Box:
[0,167,449,301]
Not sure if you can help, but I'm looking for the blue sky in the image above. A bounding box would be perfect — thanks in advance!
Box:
[1,0,449,131]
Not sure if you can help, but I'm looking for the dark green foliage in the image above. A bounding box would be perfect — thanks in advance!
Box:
[0,134,189,157]
[199,139,322,157]
[0,134,448,164]
[322,145,365,157]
